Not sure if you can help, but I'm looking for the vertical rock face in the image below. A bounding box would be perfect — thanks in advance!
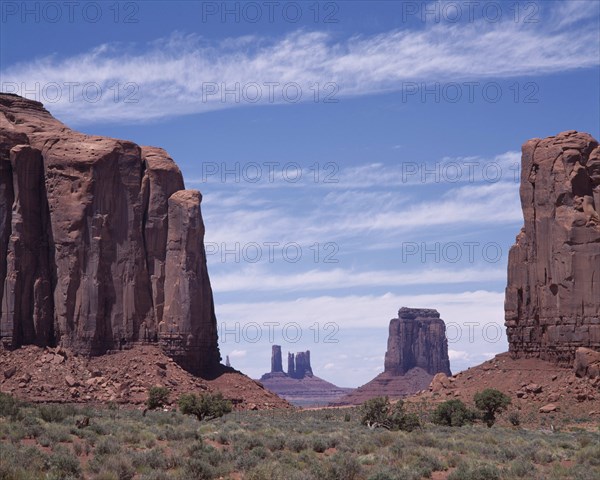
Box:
[287,352,295,378]
[161,190,219,373]
[0,94,221,374]
[3,145,54,347]
[141,147,185,330]
[384,307,451,376]
[505,131,600,366]
[291,350,313,379]
[271,345,283,373]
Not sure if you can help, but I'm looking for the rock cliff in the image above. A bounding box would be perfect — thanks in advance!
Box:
[271,345,283,373]
[289,350,313,379]
[385,307,452,376]
[0,94,220,374]
[505,131,600,366]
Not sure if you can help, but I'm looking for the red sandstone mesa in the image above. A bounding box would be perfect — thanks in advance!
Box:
[334,307,452,405]
[505,131,600,366]
[0,93,220,374]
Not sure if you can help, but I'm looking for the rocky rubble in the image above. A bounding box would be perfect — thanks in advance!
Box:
[574,347,600,379]
[412,353,600,423]
[0,344,291,410]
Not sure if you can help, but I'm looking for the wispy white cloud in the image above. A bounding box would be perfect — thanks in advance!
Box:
[211,265,506,293]
[1,2,597,123]
[202,178,521,248]
[228,349,247,358]
[216,290,505,330]
[191,151,521,190]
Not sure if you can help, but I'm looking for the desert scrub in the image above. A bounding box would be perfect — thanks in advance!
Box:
[95,435,122,455]
[38,403,70,423]
[286,435,307,452]
[310,434,328,453]
[47,445,83,479]
[448,460,501,480]
[0,392,22,419]
[575,443,600,466]
[89,453,135,480]
[264,434,286,451]
[0,443,49,478]
[0,402,598,479]
[325,452,362,480]
[131,447,168,471]
[360,397,421,432]
[508,458,536,478]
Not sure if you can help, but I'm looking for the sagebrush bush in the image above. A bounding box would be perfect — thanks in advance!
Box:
[431,399,477,427]
[0,392,21,419]
[38,404,68,423]
[508,411,521,427]
[448,461,501,480]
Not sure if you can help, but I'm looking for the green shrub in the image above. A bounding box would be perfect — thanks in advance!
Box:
[39,404,68,423]
[509,458,536,477]
[48,448,82,478]
[95,435,121,455]
[265,435,286,451]
[286,436,307,452]
[0,392,21,418]
[178,392,232,421]
[360,397,421,431]
[89,454,135,480]
[361,397,390,428]
[131,448,167,470]
[448,461,501,480]
[146,386,170,410]
[311,435,328,453]
[326,452,362,480]
[431,399,476,427]
[473,389,511,427]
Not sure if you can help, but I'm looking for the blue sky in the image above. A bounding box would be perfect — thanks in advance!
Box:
[1,0,599,387]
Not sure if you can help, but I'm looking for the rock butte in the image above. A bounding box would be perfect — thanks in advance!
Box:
[385,307,452,377]
[334,307,451,405]
[505,131,600,366]
[0,93,220,375]
[259,345,353,406]
[261,345,314,380]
